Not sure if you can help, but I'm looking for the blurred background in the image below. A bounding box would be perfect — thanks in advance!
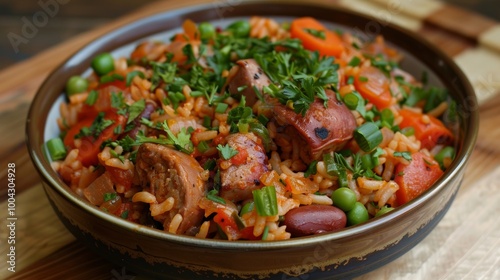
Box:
[0,0,498,69]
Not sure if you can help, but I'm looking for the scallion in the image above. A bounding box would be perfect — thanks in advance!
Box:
[46,137,67,161]
[354,122,383,152]
[231,212,246,230]
[249,122,271,152]
[304,160,318,178]
[434,146,455,169]
[252,186,278,217]
[207,189,226,205]
[401,127,415,136]
[343,92,360,110]
[215,102,229,114]
[380,108,394,128]
[85,90,98,105]
[261,225,269,240]
[202,116,212,128]
[203,158,216,171]
[361,154,373,170]
[190,90,204,97]
[347,76,354,85]
[348,56,361,67]
[240,202,254,216]
[197,141,209,153]
[358,76,369,82]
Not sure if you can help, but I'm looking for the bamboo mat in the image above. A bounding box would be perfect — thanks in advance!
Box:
[1,0,499,279]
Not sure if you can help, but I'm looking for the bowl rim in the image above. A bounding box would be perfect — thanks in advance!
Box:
[26,0,479,250]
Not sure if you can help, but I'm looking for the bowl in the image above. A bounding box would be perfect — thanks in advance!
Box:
[26,0,478,279]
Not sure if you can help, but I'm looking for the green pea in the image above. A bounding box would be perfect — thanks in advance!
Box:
[227,20,251,38]
[199,22,215,40]
[66,75,89,96]
[375,206,394,217]
[346,202,369,226]
[434,146,455,169]
[91,52,115,76]
[332,188,357,212]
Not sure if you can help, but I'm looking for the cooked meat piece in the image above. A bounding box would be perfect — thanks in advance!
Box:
[219,133,269,202]
[135,143,207,234]
[228,59,272,106]
[273,89,357,162]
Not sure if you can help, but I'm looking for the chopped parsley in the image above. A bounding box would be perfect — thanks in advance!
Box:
[303,28,326,40]
[126,70,145,86]
[394,151,413,162]
[304,160,318,178]
[75,112,114,139]
[103,192,117,202]
[217,144,238,160]
[127,99,145,124]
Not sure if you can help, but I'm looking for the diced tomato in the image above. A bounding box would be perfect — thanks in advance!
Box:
[213,209,241,240]
[105,166,134,190]
[230,147,248,166]
[96,80,127,91]
[398,109,454,150]
[290,17,345,57]
[113,201,133,221]
[239,226,260,240]
[394,152,444,206]
[63,118,94,148]
[354,66,393,109]
[131,41,156,61]
[78,85,122,120]
[212,133,225,146]
[64,112,126,167]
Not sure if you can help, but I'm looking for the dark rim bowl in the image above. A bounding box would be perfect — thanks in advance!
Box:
[26,0,478,279]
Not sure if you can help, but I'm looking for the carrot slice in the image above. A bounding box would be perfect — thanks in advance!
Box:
[394,152,443,206]
[290,17,344,57]
[354,66,393,109]
[398,109,454,150]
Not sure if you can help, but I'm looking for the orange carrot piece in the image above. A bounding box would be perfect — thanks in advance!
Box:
[394,152,443,206]
[354,66,393,109]
[398,109,454,150]
[290,17,345,57]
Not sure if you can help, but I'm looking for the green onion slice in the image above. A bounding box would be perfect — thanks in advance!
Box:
[354,122,383,152]
[46,137,67,161]
[207,189,226,205]
[252,186,278,217]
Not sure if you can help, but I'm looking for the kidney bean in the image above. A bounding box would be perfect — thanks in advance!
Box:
[283,205,347,237]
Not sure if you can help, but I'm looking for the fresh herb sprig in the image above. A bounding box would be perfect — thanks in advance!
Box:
[257,49,339,115]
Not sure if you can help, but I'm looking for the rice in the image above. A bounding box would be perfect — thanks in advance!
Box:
[150,197,175,216]
[132,191,156,204]
[168,214,183,234]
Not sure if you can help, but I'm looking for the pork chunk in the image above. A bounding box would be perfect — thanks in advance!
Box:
[273,89,357,162]
[219,133,269,202]
[135,143,206,234]
[228,59,272,106]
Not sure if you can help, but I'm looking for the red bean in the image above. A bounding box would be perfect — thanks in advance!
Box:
[283,205,347,237]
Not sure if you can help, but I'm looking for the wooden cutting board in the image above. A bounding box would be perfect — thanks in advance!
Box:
[1,0,499,279]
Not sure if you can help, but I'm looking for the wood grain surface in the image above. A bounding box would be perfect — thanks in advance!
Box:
[0,0,499,279]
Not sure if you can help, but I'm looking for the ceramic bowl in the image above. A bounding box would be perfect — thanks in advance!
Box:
[26,0,478,279]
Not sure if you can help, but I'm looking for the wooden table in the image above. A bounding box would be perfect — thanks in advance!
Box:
[1,0,499,279]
